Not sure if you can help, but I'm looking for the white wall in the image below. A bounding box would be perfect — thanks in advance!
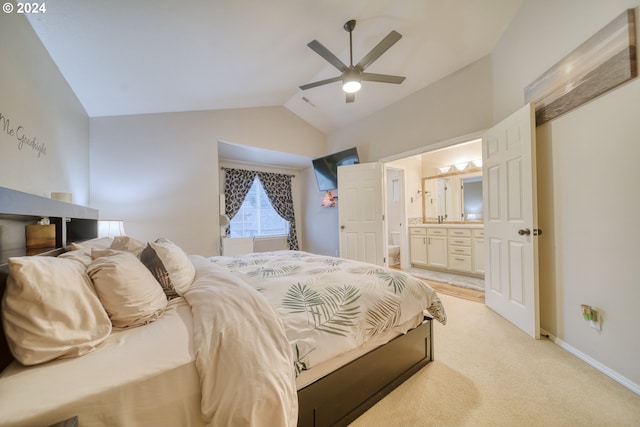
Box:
[0,13,89,204]
[492,0,640,390]
[90,107,325,256]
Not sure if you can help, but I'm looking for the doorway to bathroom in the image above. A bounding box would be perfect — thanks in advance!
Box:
[383,137,485,292]
[385,167,405,268]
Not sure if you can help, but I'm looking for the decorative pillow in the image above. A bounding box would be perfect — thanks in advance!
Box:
[2,256,112,365]
[110,235,146,257]
[71,236,113,250]
[140,238,195,298]
[87,250,167,328]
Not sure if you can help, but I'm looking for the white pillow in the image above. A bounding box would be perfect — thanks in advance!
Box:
[87,250,167,328]
[140,238,195,298]
[110,235,146,257]
[2,256,112,365]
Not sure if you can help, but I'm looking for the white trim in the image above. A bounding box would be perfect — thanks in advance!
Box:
[541,328,640,395]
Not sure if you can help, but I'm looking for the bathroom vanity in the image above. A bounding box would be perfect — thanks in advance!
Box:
[409,223,484,278]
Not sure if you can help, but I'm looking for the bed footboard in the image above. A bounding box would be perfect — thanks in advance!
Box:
[297,318,433,427]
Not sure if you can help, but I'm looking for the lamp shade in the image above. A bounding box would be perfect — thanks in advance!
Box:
[98,220,126,238]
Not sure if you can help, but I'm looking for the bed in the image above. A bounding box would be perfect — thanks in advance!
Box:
[0,192,446,427]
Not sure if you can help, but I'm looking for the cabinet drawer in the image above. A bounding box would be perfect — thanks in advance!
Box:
[427,228,447,236]
[449,237,470,247]
[472,229,485,238]
[449,245,471,255]
[448,228,471,237]
[448,254,472,272]
[410,227,426,235]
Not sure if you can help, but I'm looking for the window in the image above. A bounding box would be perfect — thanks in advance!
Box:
[229,176,290,238]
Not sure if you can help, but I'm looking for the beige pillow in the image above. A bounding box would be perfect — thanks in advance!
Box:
[2,256,112,365]
[110,235,146,257]
[87,250,168,328]
[140,238,195,298]
[71,236,113,250]
[58,248,93,266]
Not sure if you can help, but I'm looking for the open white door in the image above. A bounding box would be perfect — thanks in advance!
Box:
[337,162,385,266]
[483,103,540,339]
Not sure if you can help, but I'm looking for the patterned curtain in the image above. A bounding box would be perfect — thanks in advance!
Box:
[222,167,299,250]
[223,168,257,231]
[257,171,299,251]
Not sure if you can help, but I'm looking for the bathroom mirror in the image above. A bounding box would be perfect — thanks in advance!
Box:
[422,172,483,222]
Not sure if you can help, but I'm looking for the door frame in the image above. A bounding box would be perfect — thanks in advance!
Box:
[384,166,407,269]
[380,131,486,271]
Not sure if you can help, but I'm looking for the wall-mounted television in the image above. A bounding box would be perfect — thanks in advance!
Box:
[312,147,360,191]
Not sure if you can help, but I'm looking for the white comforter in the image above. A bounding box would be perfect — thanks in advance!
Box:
[207,251,447,376]
[184,256,298,427]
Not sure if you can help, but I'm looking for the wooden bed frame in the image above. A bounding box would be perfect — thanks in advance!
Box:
[0,187,435,427]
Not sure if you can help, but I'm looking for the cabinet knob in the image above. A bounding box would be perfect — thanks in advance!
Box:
[518,228,531,236]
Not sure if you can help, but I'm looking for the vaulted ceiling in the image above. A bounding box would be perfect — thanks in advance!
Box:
[26,0,522,135]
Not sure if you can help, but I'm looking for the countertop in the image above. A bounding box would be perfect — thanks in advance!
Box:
[411,222,484,229]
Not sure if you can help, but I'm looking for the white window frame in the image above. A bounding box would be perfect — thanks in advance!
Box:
[229,176,289,238]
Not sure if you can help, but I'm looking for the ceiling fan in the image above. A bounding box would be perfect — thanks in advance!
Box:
[299,19,406,103]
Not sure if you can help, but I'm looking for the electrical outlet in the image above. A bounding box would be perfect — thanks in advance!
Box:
[582,304,601,331]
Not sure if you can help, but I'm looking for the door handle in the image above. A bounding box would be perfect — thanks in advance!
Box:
[518,228,531,236]
[340,225,345,230]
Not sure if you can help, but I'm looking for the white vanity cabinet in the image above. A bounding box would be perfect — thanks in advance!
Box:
[409,227,428,266]
[426,228,447,269]
[409,224,484,278]
[447,228,472,273]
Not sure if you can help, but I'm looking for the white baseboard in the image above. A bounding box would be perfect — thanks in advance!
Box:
[541,328,640,395]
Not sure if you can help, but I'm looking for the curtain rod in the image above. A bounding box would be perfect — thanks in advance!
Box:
[220,166,296,177]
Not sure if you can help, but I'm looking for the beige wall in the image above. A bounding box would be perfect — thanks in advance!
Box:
[90,107,325,256]
[492,0,640,390]
[0,12,89,204]
[327,56,494,161]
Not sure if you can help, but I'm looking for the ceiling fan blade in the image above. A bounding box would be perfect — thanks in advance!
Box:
[360,72,406,84]
[307,40,348,72]
[299,76,342,91]
[356,30,402,71]
[346,93,355,103]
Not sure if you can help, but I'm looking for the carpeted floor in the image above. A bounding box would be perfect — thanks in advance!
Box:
[349,293,640,426]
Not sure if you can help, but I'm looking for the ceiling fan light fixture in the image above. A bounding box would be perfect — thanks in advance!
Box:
[342,69,361,93]
[343,79,361,93]
[300,19,404,102]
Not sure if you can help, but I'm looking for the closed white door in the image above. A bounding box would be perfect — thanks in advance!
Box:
[483,103,540,339]
[338,162,385,266]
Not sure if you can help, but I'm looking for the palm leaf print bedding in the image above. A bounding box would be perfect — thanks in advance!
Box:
[209,250,446,375]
